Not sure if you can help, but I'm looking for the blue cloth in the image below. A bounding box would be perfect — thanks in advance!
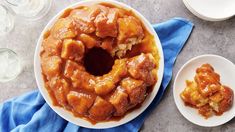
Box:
[0,17,193,132]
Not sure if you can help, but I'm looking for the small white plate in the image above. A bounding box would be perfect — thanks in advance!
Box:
[183,0,235,21]
[173,54,235,127]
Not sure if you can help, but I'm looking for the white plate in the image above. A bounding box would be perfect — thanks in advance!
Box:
[34,0,164,129]
[173,54,235,127]
[183,0,235,21]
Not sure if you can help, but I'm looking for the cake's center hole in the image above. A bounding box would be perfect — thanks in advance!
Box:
[84,48,114,76]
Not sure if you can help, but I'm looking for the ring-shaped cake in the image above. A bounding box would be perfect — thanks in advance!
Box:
[36,1,163,126]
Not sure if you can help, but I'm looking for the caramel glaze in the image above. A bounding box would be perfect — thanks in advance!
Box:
[42,3,160,124]
[180,64,234,118]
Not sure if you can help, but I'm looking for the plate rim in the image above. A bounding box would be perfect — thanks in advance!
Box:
[182,0,235,21]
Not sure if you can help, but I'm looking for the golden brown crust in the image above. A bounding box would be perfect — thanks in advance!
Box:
[40,3,159,123]
[181,64,234,118]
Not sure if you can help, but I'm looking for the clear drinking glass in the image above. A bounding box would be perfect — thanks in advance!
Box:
[5,0,53,21]
[0,5,20,82]
[0,0,53,82]
[0,4,14,36]
[0,48,21,82]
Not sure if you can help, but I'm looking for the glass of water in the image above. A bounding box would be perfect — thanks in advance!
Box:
[0,48,21,82]
[0,0,53,82]
[0,4,14,36]
[0,5,20,82]
[5,0,53,21]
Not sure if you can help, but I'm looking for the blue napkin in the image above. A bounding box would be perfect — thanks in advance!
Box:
[0,17,193,132]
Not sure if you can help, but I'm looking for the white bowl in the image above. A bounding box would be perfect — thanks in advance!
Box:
[173,54,235,127]
[34,0,164,129]
[183,0,235,21]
